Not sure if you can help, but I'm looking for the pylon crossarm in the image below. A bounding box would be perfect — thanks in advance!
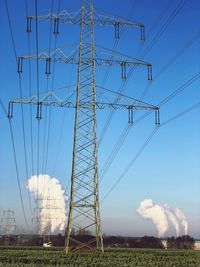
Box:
[27,9,145,40]
[9,99,157,110]
[9,98,159,125]
[18,46,152,80]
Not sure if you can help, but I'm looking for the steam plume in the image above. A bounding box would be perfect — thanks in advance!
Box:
[136,199,188,237]
[175,208,188,235]
[136,199,169,237]
[28,174,67,235]
[163,204,179,237]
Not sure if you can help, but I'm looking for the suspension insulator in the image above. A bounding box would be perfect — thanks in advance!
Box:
[53,17,59,35]
[114,22,120,39]
[128,107,134,125]
[155,109,160,126]
[17,57,23,74]
[141,25,145,41]
[148,64,152,81]
[36,102,42,120]
[8,101,14,119]
[26,17,32,33]
[45,57,51,76]
[121,62,127,80]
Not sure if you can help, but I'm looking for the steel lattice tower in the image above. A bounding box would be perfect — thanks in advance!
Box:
[65,0,104,252]
[8,0,160,253]
[1,210,16,246]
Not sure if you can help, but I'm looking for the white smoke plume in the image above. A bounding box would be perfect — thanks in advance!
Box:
[163,204,180,237]
[175,208,189,235]
[28,174,67,235]
[136,199,169,237]
[136,199,189,237]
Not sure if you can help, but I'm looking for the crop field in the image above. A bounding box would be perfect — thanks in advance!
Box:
[0,247,200,267]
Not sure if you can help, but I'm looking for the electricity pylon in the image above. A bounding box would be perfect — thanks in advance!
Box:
[1,210,16,246]
[8,0,160,252]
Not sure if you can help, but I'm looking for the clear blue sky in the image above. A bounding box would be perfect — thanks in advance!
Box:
[0,0,199,238]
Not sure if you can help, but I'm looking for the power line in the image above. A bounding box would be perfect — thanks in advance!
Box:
[100,71,200,185]
[25,0,35,176]
[44,0,61,174]
[35,0,40,234]
[41,0,54,174]
[101,100,200,203]
[101,127,159,203]
[159,72,200,107]
[100,0,141,88]
[134,72,200,126]
[161,101,200,127]
[8,120,29,226]
[140,0,188,58]
[5,0,32,222]
[140,29,200,100]
[0,98,7,117]
[145,0,174,40]
[98,0,187,145]
[100,124,131,182]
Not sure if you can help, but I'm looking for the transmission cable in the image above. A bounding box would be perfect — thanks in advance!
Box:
[140,29,200,101]
[35,0,40,234]
[161,101,200,127]
[98,1,193,178]
[8,120,29,226]
[101,99,200,203]
[41,0,54,174]
[100,29,200,177]
[100,71,200,184]
[44,0,61,174]
[5,0,33,220]
[140,0,188,58]
[0,98,7,117]
[25,0,35,176]
[98,0,187,145]
[101,126,159,203]
[100,0,141,89]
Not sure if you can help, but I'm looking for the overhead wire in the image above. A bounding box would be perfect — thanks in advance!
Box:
[161,102,200,127]
[41,0,54,174]
[44,0,61,174]
[132,72,200,127]
[25,0,35,176]
[98,0,186,145]
[101,126,159,203]
[101,100,200,203]
[100,29,200,179]
[0,98,7,117]
[100,71,200,197]
[100,0,141,89]
[35,0,40,233]
[140,29,200,101]
[140,0,188,59]
[8,120,29,226]
[98,0,190,179]
[4,0,30,225]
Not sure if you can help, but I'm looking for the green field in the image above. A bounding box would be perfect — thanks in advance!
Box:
[0,247,200,267]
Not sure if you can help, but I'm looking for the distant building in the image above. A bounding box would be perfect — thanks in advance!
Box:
[194,240,200,250]
[161,239,200,250]
[161,240,167,249]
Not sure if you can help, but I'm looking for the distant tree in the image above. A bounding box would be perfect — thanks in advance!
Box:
[139,236,164,249]
[52,233,64,246]
[167,235,194,250]
[167,236,177,249]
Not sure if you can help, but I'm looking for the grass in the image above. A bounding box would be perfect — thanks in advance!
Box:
[0,246,200,267]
